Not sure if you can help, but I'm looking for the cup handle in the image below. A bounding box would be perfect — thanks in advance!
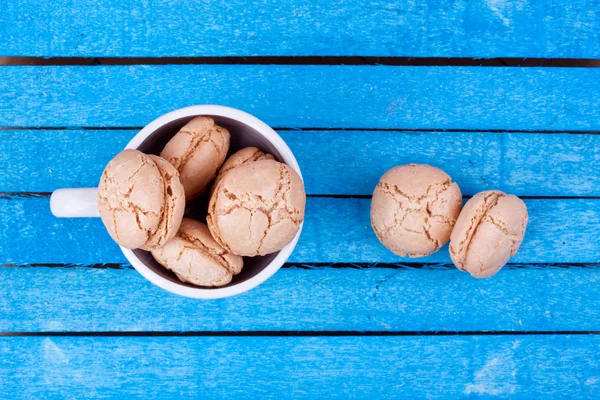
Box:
[50,188,100,218]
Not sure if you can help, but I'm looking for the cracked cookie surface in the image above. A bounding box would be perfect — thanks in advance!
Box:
[207,159,306,257]
[139,155,186,251]
[449,190,528,278]
[212,147,275,193]
[98,150,165,249]
[370,164,462,257]
[98,149,185,250]
[151,218,243,287]
[160,116,230,200]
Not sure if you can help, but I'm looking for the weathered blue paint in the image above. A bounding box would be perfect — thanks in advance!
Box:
[1,335,599,398]
[2,129,600,196]
[1,1,599,392]
[1,66,599,130]
[1,265,600,332]
[1,197,598,264]
[1,0,599,58]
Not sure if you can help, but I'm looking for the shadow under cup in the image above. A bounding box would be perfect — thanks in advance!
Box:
[132,115,285,289]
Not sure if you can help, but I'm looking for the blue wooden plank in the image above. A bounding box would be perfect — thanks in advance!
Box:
[1,0,599,58]
[1,335,598,398]
[2,130,600,196]
[1,66,599,130]
[1,197,598,264]
[1,265,600,332]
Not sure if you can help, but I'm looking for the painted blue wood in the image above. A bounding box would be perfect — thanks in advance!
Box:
[1,197,598,264]
[2,129,600,196]
[1,66,599,130]
[1,335,599,398]
[1,265,600,332]
[1,0,599,58]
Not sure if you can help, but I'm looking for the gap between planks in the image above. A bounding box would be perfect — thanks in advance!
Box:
[1,126,600,134]
[1,56,600,67]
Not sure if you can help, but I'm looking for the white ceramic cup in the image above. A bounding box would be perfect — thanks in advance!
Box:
[50,105,303,299]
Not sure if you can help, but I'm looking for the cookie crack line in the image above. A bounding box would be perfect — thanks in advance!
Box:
[483,214,522,253]
[428,213,456,226]
[175,247,185,263]
[169,127,213,171]
[125,157,152,183]
[279,165,303,220]
[207,180,230,252]
[249,150,273,164]
[136,157,165,245]
[98,190,160,245]
[110,206,121,242]
[105,153,153,188]
[253,165,291,255]
[374,178,456,251]
[377,182,413,202]
[422,224,441,249]
[207,127,228,159]
[145,164,172,248]
[178,232,237,274]
[377,178,453,203]
[219,172,302,226]
[454,192,504,267]
[450,192,498,254]
[484,214,516,238]
[222,204,304,225]
[223,150,269,176]
[98,184,162,219]
[256,211,271,256]
[133,211,146,236]
[102,202,158,218]
[379,205,407,238]
[425,179,453,204]
[377,181,454,215]
[206,138,227,172]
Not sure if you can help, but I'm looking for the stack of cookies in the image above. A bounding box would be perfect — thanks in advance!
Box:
[98,117,306,287]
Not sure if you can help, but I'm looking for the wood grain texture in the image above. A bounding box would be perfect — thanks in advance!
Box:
[1,0,599,58]
[1,335,599,398]
[1,265,600,332]
[1,197,598,264]
[1,66,599,130]
[2,129,600,196]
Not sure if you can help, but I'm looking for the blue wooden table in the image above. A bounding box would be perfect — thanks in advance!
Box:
[1,1,600,398]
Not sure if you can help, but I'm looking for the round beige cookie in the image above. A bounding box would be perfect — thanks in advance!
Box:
[370,164,463,257]
[212,147,275,192]
[449,190,528,278]
[160,116,230,200]
[207,159,306,257]
[151,218,243,287]
[98,150,185,250]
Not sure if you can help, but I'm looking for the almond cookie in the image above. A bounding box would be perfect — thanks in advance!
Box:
[207,159,306,257]
[449,190,528,278]
[212,147,275,192]
[151,218,243,287]
[160,116,230,200]
[98,150,185,250]
[370,164,462,257]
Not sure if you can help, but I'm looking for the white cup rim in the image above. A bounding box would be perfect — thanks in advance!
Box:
[120,105,303,299]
